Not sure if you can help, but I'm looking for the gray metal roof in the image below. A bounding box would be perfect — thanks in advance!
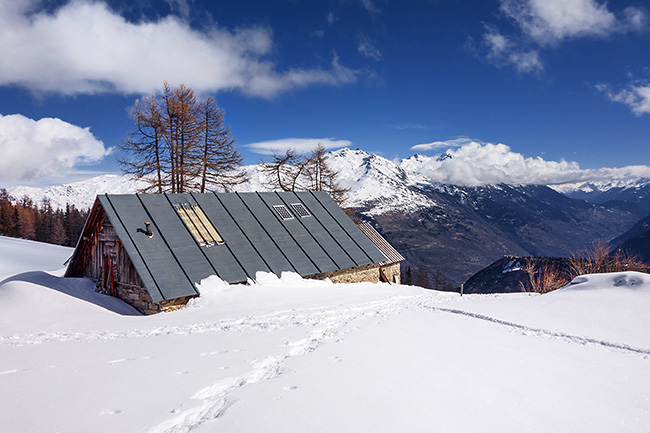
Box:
[80,191,388,303]
[356,221,405,265]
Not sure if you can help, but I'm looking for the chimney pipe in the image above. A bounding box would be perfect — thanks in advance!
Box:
[144,221,153,237]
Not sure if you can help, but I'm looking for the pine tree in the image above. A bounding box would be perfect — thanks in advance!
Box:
[50,214,67,246]
[18,205,36,240]
[0,188,13,236]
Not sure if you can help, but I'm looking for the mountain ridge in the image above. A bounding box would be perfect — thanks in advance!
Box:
[5,148,648,285]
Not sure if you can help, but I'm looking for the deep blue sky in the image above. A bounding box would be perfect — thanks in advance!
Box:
[1,0,649,186]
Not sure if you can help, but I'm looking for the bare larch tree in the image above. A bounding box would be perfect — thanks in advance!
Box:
[259,143,349,206]
[119,82,246,193]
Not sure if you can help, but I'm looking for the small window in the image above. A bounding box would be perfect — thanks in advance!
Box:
[290,203,311,218]
[273,205,294,220]
[176,204,224,246]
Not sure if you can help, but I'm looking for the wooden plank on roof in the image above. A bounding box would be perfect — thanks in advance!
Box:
[189,193,267,282]
[138,194,218,286]
[176,205,206,244]
[191,205,224,244]
[357,222,404,265]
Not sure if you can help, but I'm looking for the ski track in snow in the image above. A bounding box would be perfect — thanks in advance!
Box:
[145,324,341,433]
[142,296,650,433]
[143,296,410,433]
[0,295,419,347]
[4,295,649,359]
[431,307,650,358]
[4,293,649,432]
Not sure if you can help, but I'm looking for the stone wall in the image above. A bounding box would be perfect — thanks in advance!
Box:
[310,262,402,284]
[381,262,401,284]
[99,282,196,315]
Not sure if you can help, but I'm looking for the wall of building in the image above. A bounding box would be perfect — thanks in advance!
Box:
[381,262,401,284]
[310,262,402,284]
[111,283,194,315]
[73,204,402,315]
[77,212,195,315]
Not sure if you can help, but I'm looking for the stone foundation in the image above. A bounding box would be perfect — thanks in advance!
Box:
[381,262,401,284]
[309,262,402,284]
[100,282,196,315]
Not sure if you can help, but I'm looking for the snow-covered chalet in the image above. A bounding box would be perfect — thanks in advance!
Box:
[65,191,403,314]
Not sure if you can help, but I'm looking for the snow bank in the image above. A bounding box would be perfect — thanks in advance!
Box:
[0,235,71,279]
[1,236,650,433]
[188,271,425,319]
[0,272,140,334]
[448,271,650,349]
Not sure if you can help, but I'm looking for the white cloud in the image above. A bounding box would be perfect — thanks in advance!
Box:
[164,0,191,18]
[500,0,646,45]
[0,114,109,183]
[411,142,451,152]
[597,82,650,116]
[484,28,511,55]
[360,0,381,17]
[481,26,543,73]
[246,138,352,155]
[476,1,646,74]
[411,137,476,152]
[0,1,358,98]
[404,141,650,187]
[508,49,543,73]
[389,123,431,131]
[358,35,382,61]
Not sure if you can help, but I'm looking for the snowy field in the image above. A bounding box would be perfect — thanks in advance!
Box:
[1,235,649,433]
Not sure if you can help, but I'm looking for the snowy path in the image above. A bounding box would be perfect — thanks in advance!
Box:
[3,266,650,432]
[144,294,650,433]
[432,306,650,358]
[7,291,641,433]
[0,295,422,347]
[5,293,648,360]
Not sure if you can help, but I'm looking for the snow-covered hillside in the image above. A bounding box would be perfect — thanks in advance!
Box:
[550,177,650,197]
[5,148,650,216]
[7,174,147,210]
[1,235,650,432]
[327,148,438,215]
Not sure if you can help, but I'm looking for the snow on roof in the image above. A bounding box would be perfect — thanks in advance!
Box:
[65,191,388,303]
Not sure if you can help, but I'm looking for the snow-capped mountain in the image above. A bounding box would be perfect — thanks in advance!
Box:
[550,178,650,205]
[327,148,437,215]
[7,174,147,210]
[7,148,650,217]
[5,148,650,286]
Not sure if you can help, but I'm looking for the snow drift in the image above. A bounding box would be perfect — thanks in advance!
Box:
[1,236,649,433]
